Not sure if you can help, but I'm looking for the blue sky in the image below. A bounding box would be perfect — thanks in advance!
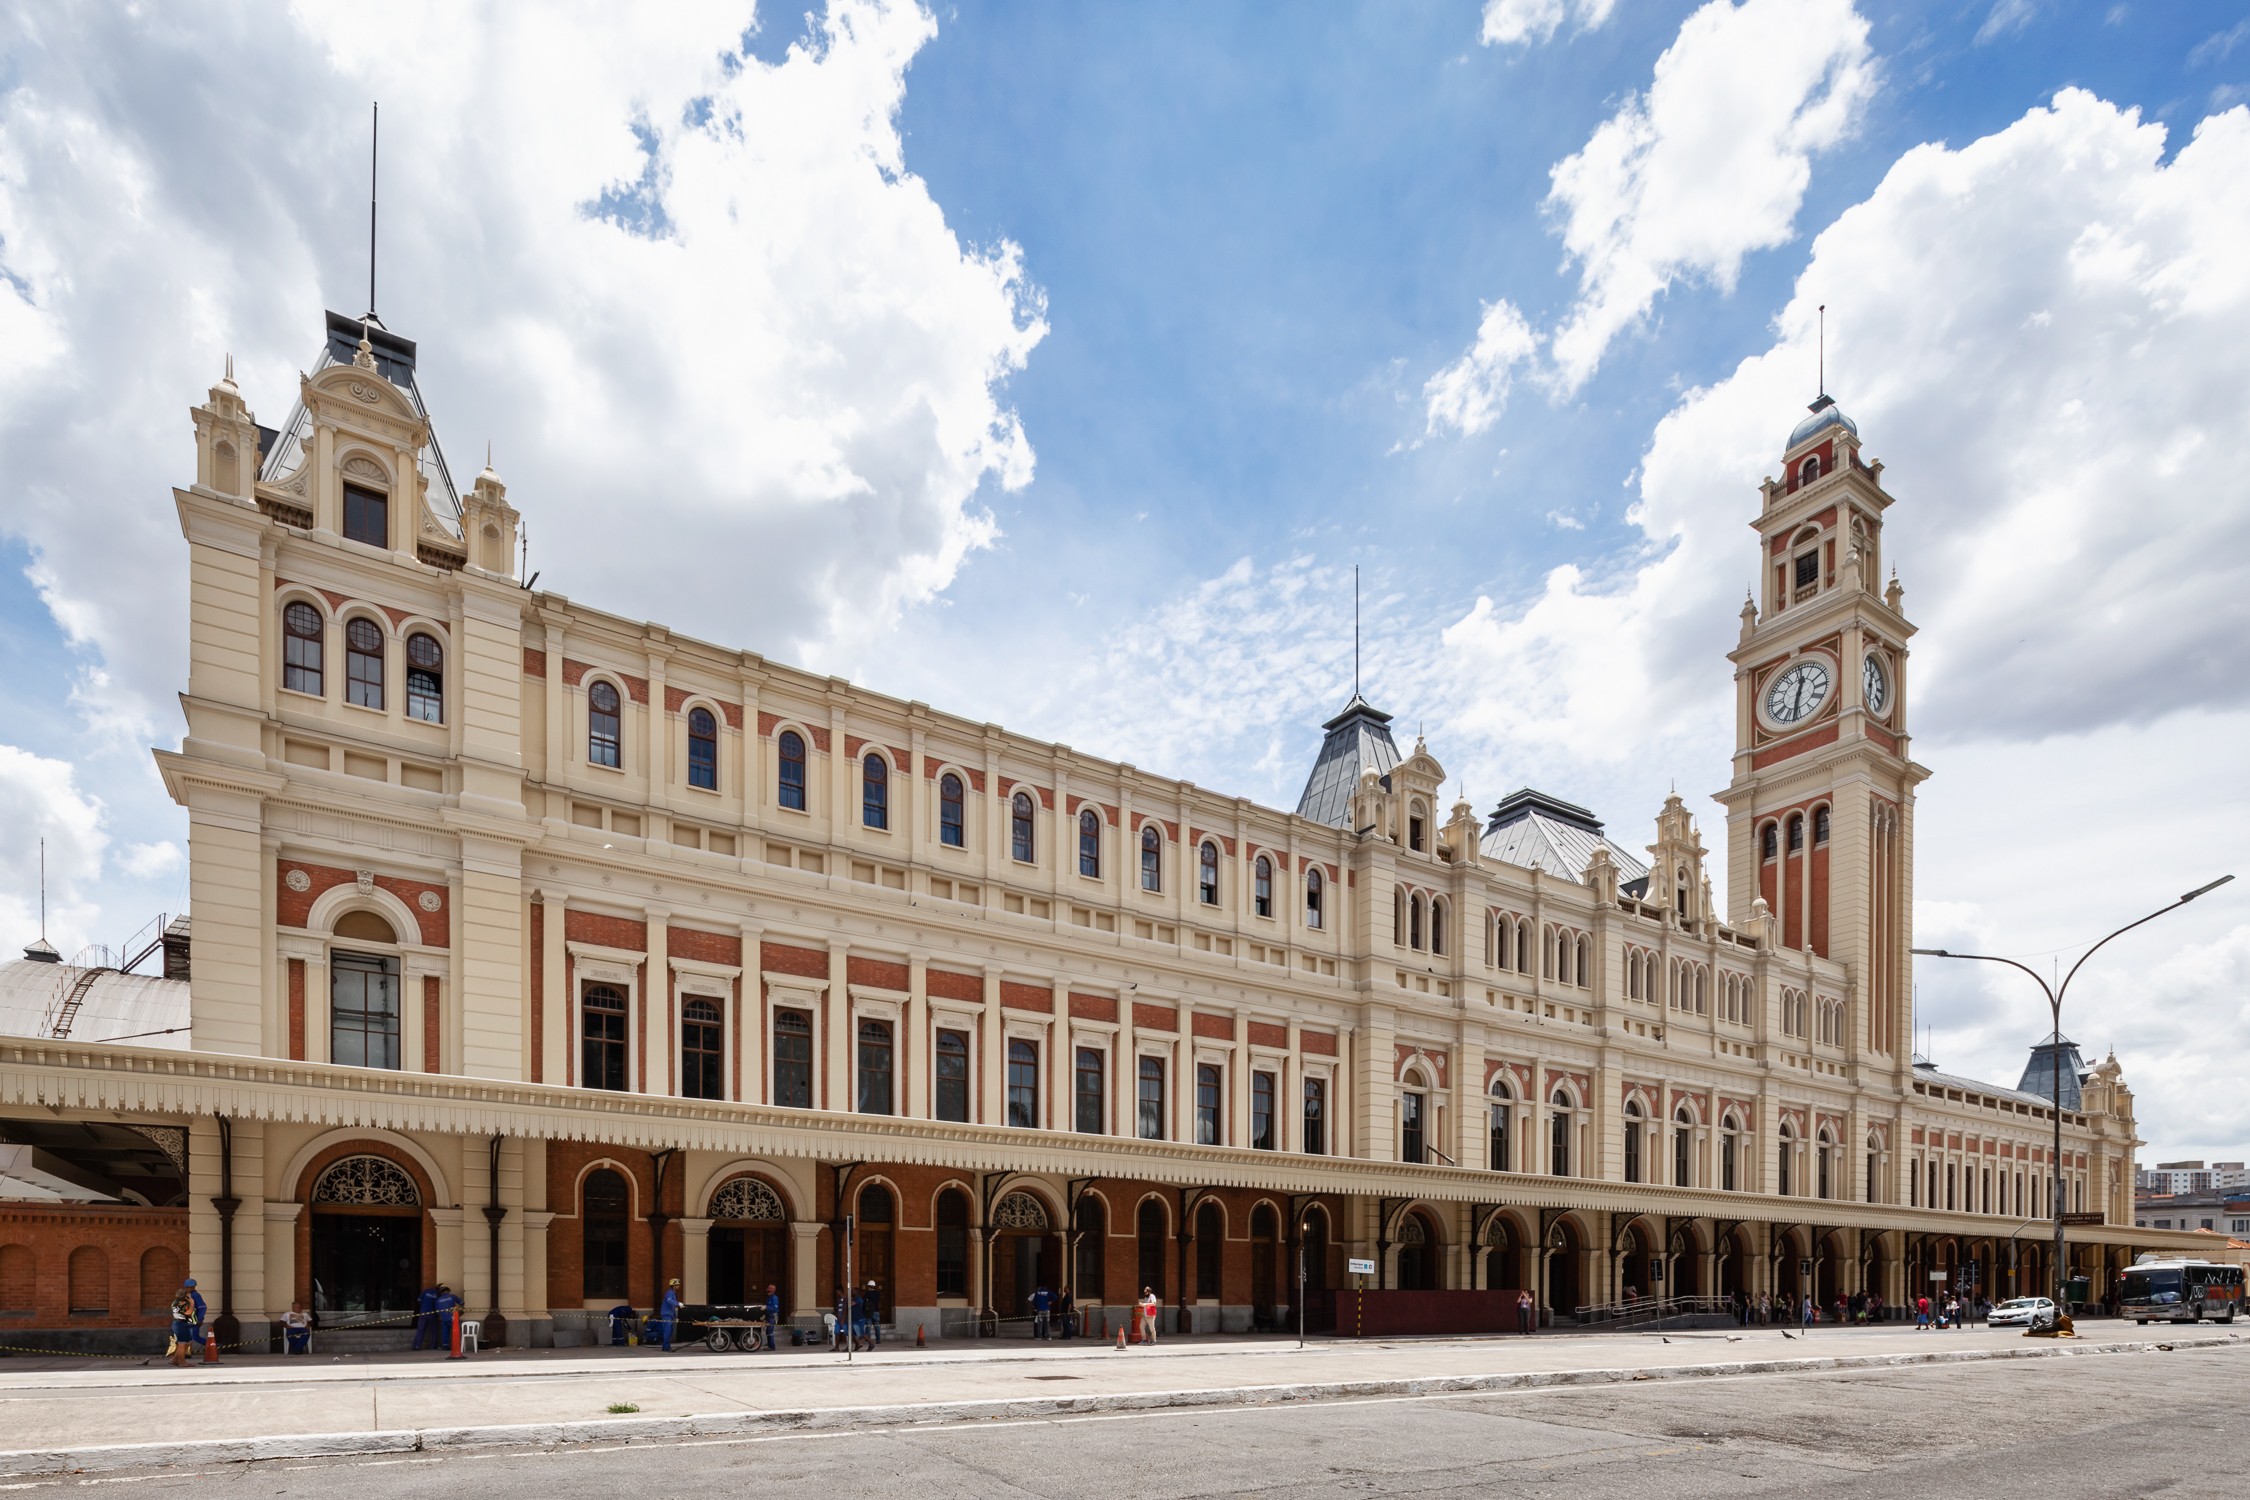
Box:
[2,0,2248,1157]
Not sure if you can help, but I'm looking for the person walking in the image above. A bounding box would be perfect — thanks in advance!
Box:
[181,1277,207,1348]
[1031,1284,1052,1340]
[411,1282,438,1350]
[865,1281,883,1346]
[1059,1286,1076,1340]
[852,1284,874,1351]
[762,1283,781,1352]
[1136,1286,1160,1346]
[654,1278,681,1352]
[1915,1293,1930,1330]
[282,1300,313,1355]
[167,1287,197,1368]
[1516,1289,1535,1334]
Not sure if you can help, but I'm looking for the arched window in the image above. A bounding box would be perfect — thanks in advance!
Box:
[687,708,718,790]
[1761,823,1778,861]
[1623,1101,1644,1184]
[934,1027,970,1122]
[345,617,384,710]
[939,773,965,847]
[1007,1038,1038,1127]
[935,1188,970,1297]
[1674,1107,1693,1187]
[1778,1125,1796,1197]
[1575,935,1591,987]
[1408,892,1424,950]
[1140,824,1162,892]
[581,983,628,1092]
[1489,1083,1512,1172]
[1721,1115,1740,1191]
[682,998,723,1100]
[1817,1131,1833,1200]
[1801,455,1821,484]
[283,601,324,696]
[1787,814,1805,853]
[1137,1199,1166,1300]
[862,753,889,830]
[1400,1086,1425,1163]
[1814,805,1831,844]
[777,730,806,811]
[1517,919,1534,974]
[405,633,444,723]
[1431,898,1447,956]
[1198,841,1220,905]
[772,1008,812,1108]
[1304,866,1323,928]
[1079,809,1101,878]
[1254,856,1273,918]
[1550,1091,1573,1177]
[1408,805,1426,852]
[581,1168,630,1299]
[1011,792,1035,863]
[588,681,622,769]
[1195,1200,1222,1298]
[1626,951,1641,1000]
[857,1019,894,1114]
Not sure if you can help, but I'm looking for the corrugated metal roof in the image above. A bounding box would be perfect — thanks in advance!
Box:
[1479,788,1652,885]
[1912,1059,2068,1111]
[1295,696,1401,828]
[0,958,191,1047]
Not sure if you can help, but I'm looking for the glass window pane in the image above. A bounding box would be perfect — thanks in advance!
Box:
[773,1009,812,1108]
[1007,1039,1038,1128]
[934,1029,970,1122]
[1137,1056,1165,1141]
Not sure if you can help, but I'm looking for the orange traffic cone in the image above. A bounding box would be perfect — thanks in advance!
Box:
[1114,1324,1126,1351]
[916,1323,926,1348]
[203,1330,219,1364]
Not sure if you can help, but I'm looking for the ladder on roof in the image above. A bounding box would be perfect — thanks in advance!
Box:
[46,963,111,1039]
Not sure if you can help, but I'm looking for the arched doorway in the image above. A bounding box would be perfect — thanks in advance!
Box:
[707,1175,789,1310]
[1771,1227,1806,1309]
[582,1168,631,1304]
[1545,1217,1581,1318]
[1395,1210,1438,1290]
[1072,1195,1106,1311]
[1250,1203,1279,1327]
[991,1190,1055,1325]
[1193,1200,1225,1307]
[855,1183,894,1321]
[1301,1205,1330,1294]
[309,1154,423,1326]
[1483,1215,1526,1292]
[1814,1231,1841,1307]
[1136,1198,1168,1301]
[1718,1227,1747,1301]
[1616,1220,1653,1301]
[1668,1222,1702,1296]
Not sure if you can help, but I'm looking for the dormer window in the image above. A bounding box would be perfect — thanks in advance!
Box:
[1793,551,1820,594]
[342,483,389,549]
[1800,455,1821,485]
[1408,811,1426,852]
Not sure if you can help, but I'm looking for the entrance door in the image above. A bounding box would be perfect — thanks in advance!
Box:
[310,1212,420,1322]
[1250,1205,1278,1324]
[708,1224,789,1311]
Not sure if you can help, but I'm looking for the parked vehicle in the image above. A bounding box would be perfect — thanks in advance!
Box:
[2121,1259,2244,1325]
[1986,1296,2056,1328]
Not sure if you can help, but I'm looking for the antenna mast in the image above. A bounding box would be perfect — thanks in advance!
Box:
[367,102,380,319]
[1817,303,1826,399]
[1352,564,1361,699]
[38,837,46,942]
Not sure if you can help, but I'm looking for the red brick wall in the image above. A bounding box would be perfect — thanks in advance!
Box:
[1133,1002,1177,1032]
[1247,1021,1287,1050]
[543,1143,683,1311]
[670,926,743,966]
[1001,981,1052,1014]
[565,910,647,952]
[927,968,982,1002]
[1069,992,1118,1023]
[422,976,441,1072]
[0,1204,191,1329]
[1192,1012,1234,1041]
[277,860,449,947]
[762,942,827,978]
[1301,1030,1337,1056]
[848,956,909,992]
[287,958,306,1061]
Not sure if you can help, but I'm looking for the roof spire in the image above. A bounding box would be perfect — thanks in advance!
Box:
[1352,563,1361,700]
[366,102,380,321]
[1817,303,1825,401]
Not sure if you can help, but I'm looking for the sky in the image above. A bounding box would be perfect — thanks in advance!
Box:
[2,0,2247,1164]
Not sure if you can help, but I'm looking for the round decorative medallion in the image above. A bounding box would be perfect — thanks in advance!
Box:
[417,891,443,913]
[283,870,311,893]
[347,381,383,404]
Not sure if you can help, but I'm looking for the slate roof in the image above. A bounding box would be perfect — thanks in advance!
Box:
[1478,788,1652,885]
[1295,695,1402,828]
[2016,1038,2088,1112]
[1912,1058,2073,1112]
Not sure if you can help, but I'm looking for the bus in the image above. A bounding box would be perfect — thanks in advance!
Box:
[2120,1258,2244,1324]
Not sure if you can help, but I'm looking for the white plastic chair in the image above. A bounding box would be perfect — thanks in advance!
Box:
[459,1318,481,1354]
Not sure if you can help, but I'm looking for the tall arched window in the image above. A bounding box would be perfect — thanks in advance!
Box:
[1801,455,1821,484]
[588,682,622,769]
[1007,1039,1038,1127]
[1011,792,1035,863]
[856,1019,894,1114]
[862,753,889,829]
[772,1008,812,1108]
[1198,841,1220,905]
[1517,919,1534,974]
[405,633,444,723]
[1254,856,1273,918]
[283,601,324,696]
[1408,893,1424,950]
[777,730,806,810]
[1761,823,1778,861]
[935,1188,970,1297]
[1787,814,1805,853]
[1490,1083,1512,1173]
[1304,865,1323,928]
[1778,1125,1796,1197]
[1817,1131,1833,1200]
[682,998,723,1100]
[1431,898,1447,956]
[1575,935,1591,987]
[1079,808,1101,878]
[939,773,965,847]
[1675,1107,1694,1187]
[687,708,718,790]
[1814,805,1831,844]
[1140,824,1162,892]
[345,617,384,710]
[1550,1091,1573,1177]
[581,983,628,1092]
[1623,1100,1644,1184]
[581,1168,630,1299]
[1721,1116,1740,1191]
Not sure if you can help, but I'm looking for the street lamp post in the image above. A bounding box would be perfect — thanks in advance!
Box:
[1914,874,2232,1327]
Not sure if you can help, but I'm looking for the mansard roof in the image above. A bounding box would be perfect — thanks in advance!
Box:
[258,310,463,525]
[1480,787,1652,886]
[1294,694,1400,828]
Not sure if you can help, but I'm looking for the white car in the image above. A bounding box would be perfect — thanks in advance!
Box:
[1987,1297,2057,1328]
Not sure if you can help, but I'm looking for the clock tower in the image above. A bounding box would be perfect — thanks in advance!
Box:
[1715,395,1929,1068]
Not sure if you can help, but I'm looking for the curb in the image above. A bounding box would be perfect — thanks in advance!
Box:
[2,1333,2238,1477]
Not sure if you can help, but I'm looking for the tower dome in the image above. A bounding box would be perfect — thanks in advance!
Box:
[1786,394,1857,453]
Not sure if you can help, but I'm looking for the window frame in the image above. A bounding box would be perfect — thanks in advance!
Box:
[856,1018,894,1115]
[1078,808,1101,878]
[686,707,719,790]
[341,481,389,550]
[1074,1046,1105,1135]
[938,773,966,847]
[1006,1038,1039,1128]
[1302,1075,1327,1155]
[1010,792,1036,864]
[1197,841,1220,906]
[1137,1055,1167,1141]
[580,982,629,1093]
[1250,1069,1276,1151]
[1305,866,1323,929]
[775,730,808,811]
[1195,1062,1223,1146]
[681,996,724,1101]
[771,1007,813,1108]
[404,631,444,723]
[587,680,623,769]
[329,951,400,1070]
[282,601,325,697]
[1400,1089,1425,1164]
[933,1027,971,1123]
[1140,824,1162,892]
[861,752,889,830]
[344,616,385,711]
[1253,856,1273,918]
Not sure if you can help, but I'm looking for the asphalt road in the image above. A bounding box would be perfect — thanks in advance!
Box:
[17,1346,2240,1498]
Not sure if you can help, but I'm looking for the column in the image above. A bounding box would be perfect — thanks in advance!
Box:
[790,1220,824,1321]
[1356,1003,1393,1160]
[740,924,764,1104]
[680,1219,714,1303]
[1283,1015,1303,1153]
[906,953,930,1119]
[980,966,1004,1124]
[826,941,850,1111]
[1456,1031,1484,1170]
[646,910,672,1096]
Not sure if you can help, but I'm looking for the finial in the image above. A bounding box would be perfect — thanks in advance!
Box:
[224,353,234,381]
[354,317,377,371]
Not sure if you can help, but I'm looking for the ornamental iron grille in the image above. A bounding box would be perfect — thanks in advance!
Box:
[312,1155,420,1208]
[1396,1214,1426,1246]
[993,1191,1050,1231]
[708,1177,786,1221]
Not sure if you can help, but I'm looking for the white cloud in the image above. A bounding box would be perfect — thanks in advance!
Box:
[1975,0,2040,46]
[117,842,182,880]
[0,0,1044,728]
[1422,299,1538,436]
[0,745,108,957]
[1542,0,1875,391]
[1480,0,1618,48]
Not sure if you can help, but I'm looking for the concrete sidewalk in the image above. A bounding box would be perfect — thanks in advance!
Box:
[1,1323,2240,1476]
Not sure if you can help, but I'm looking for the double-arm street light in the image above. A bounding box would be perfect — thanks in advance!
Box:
[1914,874,2234,1324]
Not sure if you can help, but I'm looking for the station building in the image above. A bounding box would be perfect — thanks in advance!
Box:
[0,311,2208,1349]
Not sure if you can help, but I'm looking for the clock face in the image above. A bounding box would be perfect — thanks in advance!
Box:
[1863,653,1890,716]
[1763,660,1831,726]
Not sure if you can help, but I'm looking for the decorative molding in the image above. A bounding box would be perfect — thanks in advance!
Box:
[284,870,312,894]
